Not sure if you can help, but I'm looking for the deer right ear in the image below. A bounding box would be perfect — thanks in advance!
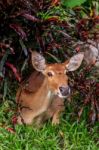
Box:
[66,53,84,71]
[31,51,46,72]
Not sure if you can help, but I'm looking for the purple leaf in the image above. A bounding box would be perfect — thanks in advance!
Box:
[21,13,40,22]
[6,62,21,82]
[9,23,27,39]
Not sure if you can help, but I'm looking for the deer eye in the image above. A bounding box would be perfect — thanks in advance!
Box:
[47,72,54,77]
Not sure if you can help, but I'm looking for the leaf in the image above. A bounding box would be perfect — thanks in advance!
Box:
[0,77,3,81]
[3,78,8,100]
[0,43,15,54]
[89,109,96,124]
[21,13,40,22]
[0,72,4,78]
[59,130,64,137]
[62,0,87,8]
[0,50,10,77]
[51,0,60,6]
[9,23,27,39]
[12,116,17,125]
[78,107,83,118]
[45,16,59,22]
[46,52,61,63]
[19,39,28,57]
[6,127,15,134]
[58,30,72,39]
[36,35,45,51]
[21,58,28,72]
[6,62,21,82]
[95,100,99,113]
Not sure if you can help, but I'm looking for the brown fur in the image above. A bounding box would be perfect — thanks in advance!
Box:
[16,64,66,125]
[16,52,84,126]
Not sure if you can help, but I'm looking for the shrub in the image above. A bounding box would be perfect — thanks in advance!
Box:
[0,0,99,123]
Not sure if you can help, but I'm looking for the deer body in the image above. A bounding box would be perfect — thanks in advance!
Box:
[16,71,65,125]
[16,51,84,125]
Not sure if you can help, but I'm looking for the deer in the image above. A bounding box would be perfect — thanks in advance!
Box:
[16,51,84,126]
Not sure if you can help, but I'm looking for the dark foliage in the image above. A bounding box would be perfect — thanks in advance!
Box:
[0,0,99,124]
[70,65,99,124]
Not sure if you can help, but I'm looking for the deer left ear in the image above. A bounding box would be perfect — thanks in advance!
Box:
[66,53,84,71]
[31,51,46,72]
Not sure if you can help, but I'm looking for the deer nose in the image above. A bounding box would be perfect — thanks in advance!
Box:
[59,86,70,96]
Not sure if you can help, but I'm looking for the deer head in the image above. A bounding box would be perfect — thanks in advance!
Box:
[31,51,84,98]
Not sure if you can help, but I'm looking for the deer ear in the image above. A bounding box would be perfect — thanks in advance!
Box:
[66,53,84,71]
[31,51,46,72]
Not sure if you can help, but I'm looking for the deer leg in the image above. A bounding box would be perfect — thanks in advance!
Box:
[17,106,35,125]
[52,110,60,125]
[17,112,34,125]
[46,96,65,125]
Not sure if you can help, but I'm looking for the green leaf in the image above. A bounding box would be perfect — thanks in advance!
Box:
[46,52,61,63]
[3,78,8,100]
[62,0,87,8]
[21,58,28,72]
[19,39,28,57]
[0,50,10,77]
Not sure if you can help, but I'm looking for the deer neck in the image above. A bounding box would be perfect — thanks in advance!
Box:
[38,77,52,101]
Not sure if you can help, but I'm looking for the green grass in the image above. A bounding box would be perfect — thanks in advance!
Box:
[0,100,99,150]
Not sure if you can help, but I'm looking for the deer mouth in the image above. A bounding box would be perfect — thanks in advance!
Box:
[56,87,71,98]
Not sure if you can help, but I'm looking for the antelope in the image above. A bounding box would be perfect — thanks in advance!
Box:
[16,51,84,126]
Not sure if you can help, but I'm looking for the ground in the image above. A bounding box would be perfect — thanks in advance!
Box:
[0,100,98,150]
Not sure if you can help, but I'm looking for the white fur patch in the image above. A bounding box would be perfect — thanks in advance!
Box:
[47,91,52,99]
